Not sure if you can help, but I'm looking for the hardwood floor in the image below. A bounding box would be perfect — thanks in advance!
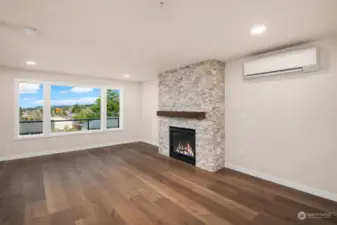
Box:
[0,142,336,225]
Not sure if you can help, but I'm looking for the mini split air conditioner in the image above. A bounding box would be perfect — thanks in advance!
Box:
[243,47,318,78]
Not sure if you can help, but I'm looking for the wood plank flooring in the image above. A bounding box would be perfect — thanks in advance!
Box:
[0,142,336,225]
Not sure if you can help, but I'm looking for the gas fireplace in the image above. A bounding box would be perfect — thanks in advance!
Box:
[169,126,196,165]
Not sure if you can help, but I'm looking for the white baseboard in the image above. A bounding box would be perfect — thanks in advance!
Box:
[141,139,159,147]
[0,139,141,162]
[225,163,337,202]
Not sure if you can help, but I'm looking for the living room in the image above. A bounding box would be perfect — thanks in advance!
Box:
[0,0,336,224]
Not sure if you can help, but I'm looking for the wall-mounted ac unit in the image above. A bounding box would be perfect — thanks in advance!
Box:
[243,47,318,78]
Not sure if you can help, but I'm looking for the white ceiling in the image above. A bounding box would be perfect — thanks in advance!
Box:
[0,0,336,81]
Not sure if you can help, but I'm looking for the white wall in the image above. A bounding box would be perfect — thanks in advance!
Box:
[140,79,159,146]
[0,68,142,160]
[225,37,337,200]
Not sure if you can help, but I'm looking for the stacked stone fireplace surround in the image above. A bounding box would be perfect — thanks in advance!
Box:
[158,60,225,172]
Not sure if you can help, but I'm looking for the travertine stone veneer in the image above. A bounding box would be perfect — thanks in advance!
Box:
[158,60,225,172]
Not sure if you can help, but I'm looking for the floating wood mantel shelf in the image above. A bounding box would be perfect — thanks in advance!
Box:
[157,111,206,120]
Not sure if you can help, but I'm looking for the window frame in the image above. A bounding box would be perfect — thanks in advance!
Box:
[14,79,123,140]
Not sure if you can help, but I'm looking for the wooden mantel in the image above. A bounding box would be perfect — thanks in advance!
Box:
[157,111,206,120]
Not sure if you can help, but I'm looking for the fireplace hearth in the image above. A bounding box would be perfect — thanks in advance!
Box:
[169,126,196,165]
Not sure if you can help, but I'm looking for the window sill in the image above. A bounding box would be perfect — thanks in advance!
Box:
[15,128,123,141]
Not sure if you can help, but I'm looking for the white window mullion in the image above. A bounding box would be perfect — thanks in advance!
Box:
[119,88,123,129]
[101,88,107,131]
[14,80,20,137]
[43,83,51,136]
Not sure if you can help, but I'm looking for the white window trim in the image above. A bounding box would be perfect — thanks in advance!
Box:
[14,79,123,140]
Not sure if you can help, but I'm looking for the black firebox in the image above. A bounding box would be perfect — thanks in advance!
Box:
[169,126,196,165]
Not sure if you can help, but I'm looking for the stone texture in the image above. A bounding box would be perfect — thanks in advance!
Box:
[158,60,225,172]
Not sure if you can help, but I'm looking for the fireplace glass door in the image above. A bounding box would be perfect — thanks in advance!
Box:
[169,126,196,165]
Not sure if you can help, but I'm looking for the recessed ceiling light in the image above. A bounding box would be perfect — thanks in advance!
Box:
[251,24,266,36]
[25,61,36,65]
[123,74,130,78]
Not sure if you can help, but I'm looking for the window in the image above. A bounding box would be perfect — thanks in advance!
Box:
[18,82,44,136]
[16,80,122,138]
[106,89,120,129]
[51,85,101,133]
